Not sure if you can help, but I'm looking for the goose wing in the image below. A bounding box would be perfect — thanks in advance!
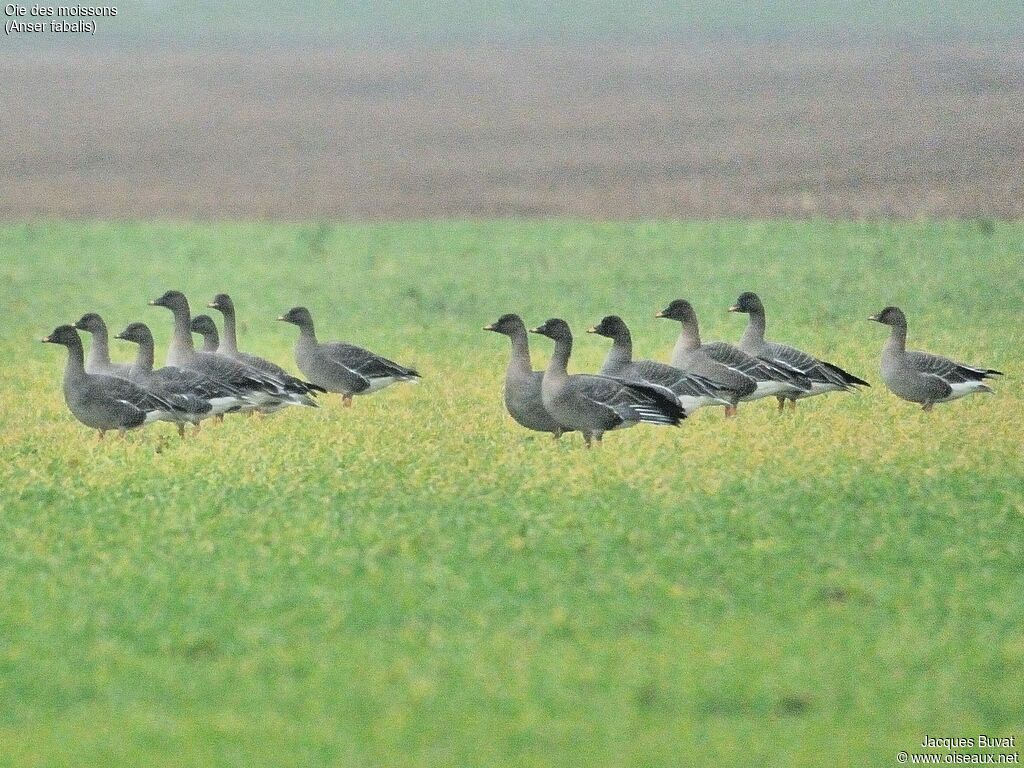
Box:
[152,365,248,400]
[238,351,327,394]
[190,351,301,402]
[87,373,183,415]
[322,342,421,381]
[904,351,1002,384]
[629,360,733,401]
[704,341,810,389]
[765,341,870,388]
[569,374,684,426]
[189,352,275,390]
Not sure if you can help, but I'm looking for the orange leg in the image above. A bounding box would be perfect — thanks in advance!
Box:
[343,394,354,408]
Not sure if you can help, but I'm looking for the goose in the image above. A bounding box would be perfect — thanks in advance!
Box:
[729,292,870,411]
[149,290,318,409]
[197,301,325,409]
[650,301,756,416]
[190,314,221,353]
[190,313,303,415]
[277,306,421,406]
[115,322,250,431]
[656,299,810,415]
[41,325,184,439]
[529,318,685,447]
[483,313,573,437]
[869,306,1002,411]
[588,315,734,415]
[73,312,132,377]
[206,294,326,399]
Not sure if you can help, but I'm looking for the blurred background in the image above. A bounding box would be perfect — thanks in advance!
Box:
[1,0,1021,219]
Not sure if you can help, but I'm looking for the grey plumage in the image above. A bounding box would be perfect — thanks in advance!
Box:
[190,314,221,353]
[588,315,732,414]
[729,291,869,411]
[869,306,1002,411]
[116,322,250,429]
[653,300,755,412]
[207,294,326,399]
[656,299,810,414]
[149,290,318,409]
[484,313,572,436]
[529,318,685,447]
[42,325,182,438]
[277,306,420,406]
[73,312,132,377]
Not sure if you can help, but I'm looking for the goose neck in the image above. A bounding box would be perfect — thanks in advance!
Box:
[86,330,111,368]
[506,327,533,376]
[167,307,194,366]
[884,323,907,353]
[221,307,239,354]
[740,310,766,347]
[545,336,572,379]
[679,320,701,350]
[63,339,87,380]
[133,338,155,373]
[606,327,633,368]
[200,334,219,353]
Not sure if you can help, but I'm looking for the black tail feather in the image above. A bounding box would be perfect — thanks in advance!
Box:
[820,360,870,387]
[631,383,686,425]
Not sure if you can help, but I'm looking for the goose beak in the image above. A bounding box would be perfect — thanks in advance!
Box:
[482,323,496,332]
[148,299,158,306]
[528,326,542,334]
[586,326,597,334]
[728,305,740,312]
[867,314,880,322]
[40,335,53,343]
[276,316,286,322]
[207,302,217,309]
[654,310,666,318]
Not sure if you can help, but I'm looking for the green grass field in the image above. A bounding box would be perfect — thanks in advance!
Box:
[1,220,1021,766]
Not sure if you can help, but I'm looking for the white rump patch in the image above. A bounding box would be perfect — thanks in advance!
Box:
[940,381,993,402]
[364,376,401,393]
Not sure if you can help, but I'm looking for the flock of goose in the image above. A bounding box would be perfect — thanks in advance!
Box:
[41,290,1002,446]
[40,291,420,439]
[484,293,1003,447]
